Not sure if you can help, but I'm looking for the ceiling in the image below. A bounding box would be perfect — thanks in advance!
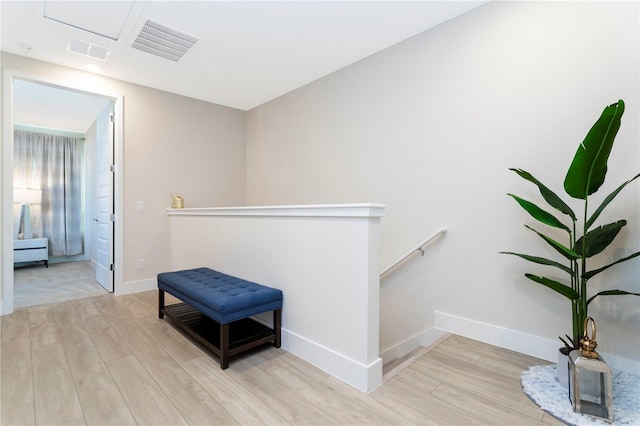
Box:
[12,79,112,133]
[2,1,488,109]
[2,1,487,131]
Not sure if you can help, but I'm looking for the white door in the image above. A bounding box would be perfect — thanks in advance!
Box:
[95,104,114,292]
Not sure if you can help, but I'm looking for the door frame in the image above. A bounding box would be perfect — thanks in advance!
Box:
[1,69,124,315]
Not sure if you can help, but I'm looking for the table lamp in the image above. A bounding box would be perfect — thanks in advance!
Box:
[14,188,42,239]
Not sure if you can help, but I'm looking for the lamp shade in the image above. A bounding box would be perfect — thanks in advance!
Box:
[14,188,41,239]
[14,188,42,205]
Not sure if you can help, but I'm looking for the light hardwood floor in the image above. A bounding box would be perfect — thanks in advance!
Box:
[0,290,563,425]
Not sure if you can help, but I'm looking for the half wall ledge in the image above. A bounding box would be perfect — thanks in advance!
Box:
[166,203,385,218]
[166,203,385,392]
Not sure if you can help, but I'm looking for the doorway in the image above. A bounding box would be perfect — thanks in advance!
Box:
[1,70,124,315]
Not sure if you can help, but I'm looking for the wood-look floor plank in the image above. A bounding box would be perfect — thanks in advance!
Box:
[1,309,30,343]
[106,354,187,426]
[373,370,489,425]
[255,349,405,425]
[182,355,290,425]
[1,403,35,426]
[370,381,442,426]
[259,358,345,417]
[81,316,133,364]
[28,305,61,350]
[0,336,33,413]
[90,296,127,320]
[112,292,155,319]
[322,374,424,425]
[412,345,545,422]
[104,315,161,361]
[71,298,102,319]
[71,364,137,426]
[229,351,341,425]
[431,381,541,425]
[31,343,83,425]
[137,316,204,364]
[51,303,136,426]
[416,348,524,393]
[141,352,238,425]
[51,304,100,371]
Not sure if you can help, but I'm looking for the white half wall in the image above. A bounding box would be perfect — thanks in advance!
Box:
[166,204,384,392]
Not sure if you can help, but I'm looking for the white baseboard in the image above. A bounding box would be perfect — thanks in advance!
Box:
[116,278,157,295]
[282,328,382,393]
[435,311,560,362]
[434,311,639,375]
[379,328,450,364]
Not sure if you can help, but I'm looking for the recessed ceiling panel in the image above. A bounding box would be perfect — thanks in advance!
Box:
[43,0,136,41]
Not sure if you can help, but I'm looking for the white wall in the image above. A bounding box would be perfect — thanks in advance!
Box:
[1,53,247,306]
[246,1,640,371]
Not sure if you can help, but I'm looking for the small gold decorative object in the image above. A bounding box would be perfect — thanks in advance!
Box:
[174,196,184,209]
[579,316,599,359]
[568,317,613,423]
[171,194,184,209]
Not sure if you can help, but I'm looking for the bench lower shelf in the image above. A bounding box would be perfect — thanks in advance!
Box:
[161,301,279,368]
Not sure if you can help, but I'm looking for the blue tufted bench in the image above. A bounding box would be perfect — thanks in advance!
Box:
[157,267,282,368]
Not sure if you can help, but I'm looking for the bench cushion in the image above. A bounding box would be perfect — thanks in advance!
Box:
[157,267,283,324]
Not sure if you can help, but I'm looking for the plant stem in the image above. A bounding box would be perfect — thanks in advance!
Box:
[578,196,589,345]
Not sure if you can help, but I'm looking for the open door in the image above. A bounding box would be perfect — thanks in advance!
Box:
[95,103,114,292]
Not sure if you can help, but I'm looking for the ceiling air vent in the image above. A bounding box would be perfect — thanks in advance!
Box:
[131,20,198,62]
[67,39,111,60]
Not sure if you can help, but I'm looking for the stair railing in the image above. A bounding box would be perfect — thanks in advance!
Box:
[380,227,447,281]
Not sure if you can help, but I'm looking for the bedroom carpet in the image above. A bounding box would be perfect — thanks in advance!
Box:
[13,261,107,308]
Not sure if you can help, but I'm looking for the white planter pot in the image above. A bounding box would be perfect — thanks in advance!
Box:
[557,348,569,388]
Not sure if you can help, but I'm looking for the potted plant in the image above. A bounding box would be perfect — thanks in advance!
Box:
[502,99,640,383]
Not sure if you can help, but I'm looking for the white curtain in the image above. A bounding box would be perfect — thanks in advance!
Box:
[14,129,84,257]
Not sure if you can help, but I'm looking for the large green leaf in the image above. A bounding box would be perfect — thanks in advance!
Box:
[586,173,640,229]
[587,289,640,306]
[508,194,571,233]
[509,168,576,220]
[574,221,626,257]
[525,225,580,260]
[564,100,625,199]
[584,251,640,279]
[500,251,573,274]
[525,274,580,300]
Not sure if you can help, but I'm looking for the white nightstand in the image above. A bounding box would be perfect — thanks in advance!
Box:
[14,238,49,267]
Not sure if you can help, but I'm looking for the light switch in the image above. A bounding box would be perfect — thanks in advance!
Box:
[136,201,144,212]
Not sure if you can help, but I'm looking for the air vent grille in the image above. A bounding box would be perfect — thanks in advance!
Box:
[131,20,198,62]
[67,39,111,60]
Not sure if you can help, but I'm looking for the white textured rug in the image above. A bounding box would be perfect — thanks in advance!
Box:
[521,364,640,425]
[14,261,107,308]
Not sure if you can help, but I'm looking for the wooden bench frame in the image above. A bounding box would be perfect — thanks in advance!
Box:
[159,289,281,369]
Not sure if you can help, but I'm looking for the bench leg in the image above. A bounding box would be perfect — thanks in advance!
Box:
[220,323,230,369]
[274,309,281,348]
[158,289,165,319]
